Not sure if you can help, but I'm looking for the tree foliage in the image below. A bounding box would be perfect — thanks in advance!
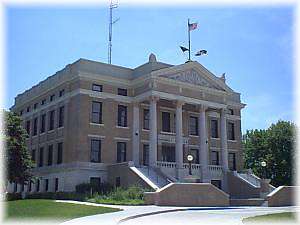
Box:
[5,111,33,184]
[243,120,296,187]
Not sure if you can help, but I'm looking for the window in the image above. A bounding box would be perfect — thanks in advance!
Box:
[33,117,38,136]
[228,122,235,140]
[91,101,102,124]
[50,94,55,102]
[211,119,218,138]
[117,142,126,163]
[229,109,234,115]
[115,177,121,187]
[41,99,46,105]
[21,183,25,192]
[92,84,103,92]
[143,144,149,166]
[91,139,101,163]
[31,149,36,163]
[36,179,40,192]
[45,179,49,192]
[189,116,198,136]
[20,110,23,116]
[14,182,17,193]
[34,103,38,110]
[190,149,200,164]
[26,120,31,135]
[40,114,46,133]
[49,110,55,131]
[26,106,30,113]
[211,151,219,165]
[118,88,127,96]
[162,112,171,132]
[162,145,175,162]
[57,142,63,164]
[58,106,64,127]
[48,145,53,166]
[229,153,236,171]
[29,181,32,192]
[55,178,59,192]
[118,105,127,127]
[59,89,65,97]
[143,109,150,130]
[90,177,101,188]
[39,147,44,167]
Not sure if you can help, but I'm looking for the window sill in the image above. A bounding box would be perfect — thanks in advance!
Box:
[48,130,55,134]
[116,126,130,129]
[160,131,175,135]
[142,129,150,132]
[58,126,64,130]
[40,132,46,135]
[189,134,199,137]
[211,137,220,140]
[228,139,237,142]
[90,123,104,127]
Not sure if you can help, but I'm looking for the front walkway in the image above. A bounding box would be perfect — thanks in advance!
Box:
[58,200,299,225]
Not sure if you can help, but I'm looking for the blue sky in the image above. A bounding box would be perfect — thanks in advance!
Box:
[5,5,294,132]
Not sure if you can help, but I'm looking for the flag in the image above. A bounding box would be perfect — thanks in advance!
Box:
[180,46,189,52]
[195,50,207,56]
[188,22,198,31]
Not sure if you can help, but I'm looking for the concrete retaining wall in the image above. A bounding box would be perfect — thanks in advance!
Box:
[267,186,298,207]
[144,183,229,206]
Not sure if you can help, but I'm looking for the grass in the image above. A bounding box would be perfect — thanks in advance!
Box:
[243,212,297,224]
[5,199,121,222]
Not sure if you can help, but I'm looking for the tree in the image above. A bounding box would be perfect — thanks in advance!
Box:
[243,120,295,187]
[5,111,33,184]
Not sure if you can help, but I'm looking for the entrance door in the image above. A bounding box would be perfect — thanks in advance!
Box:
[229,153,236,171]
[143,144,149,166]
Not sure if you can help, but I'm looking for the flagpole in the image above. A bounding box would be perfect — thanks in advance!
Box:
[188,18,191,61]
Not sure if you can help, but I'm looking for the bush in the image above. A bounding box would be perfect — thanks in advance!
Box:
[6,193,22,201]
[26,192,87,201]
[75,182,113,195]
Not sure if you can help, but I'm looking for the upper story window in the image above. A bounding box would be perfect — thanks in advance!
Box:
[58,106,64,127]
[228,109,234,115]
[40,114,46,133]
[34,103,38,110]
[50,94,55,102]
[228,122,235,140]
[57,142,63,164]
[39,147,44,167]
[91,101,102,124]
[49,110,55,131]
[211,151,219,165]
[92,84,103,92]
[33,117,38,136]
[48,145,53,166]
[118,88,127,96]
[143,109,149,130]
[189,116,199,136]
[162,112,171,132]
[41,99,46,106]
[26,120,31,135]
[117,142,127,163]
[118,105,127,127]
[19,110,23,116]
[59,89,65,97]
[91,139,101,163]
[26,106,30,113]
[211,119,219,138]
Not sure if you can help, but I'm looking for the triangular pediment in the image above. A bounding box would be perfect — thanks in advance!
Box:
[159,68,226,91]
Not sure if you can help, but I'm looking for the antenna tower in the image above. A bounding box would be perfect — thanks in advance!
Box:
[108,0,119,64]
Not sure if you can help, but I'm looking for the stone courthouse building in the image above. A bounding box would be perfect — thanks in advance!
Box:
[10,53,268,198]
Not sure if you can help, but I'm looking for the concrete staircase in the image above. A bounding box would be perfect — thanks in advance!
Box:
[129,166,172,191]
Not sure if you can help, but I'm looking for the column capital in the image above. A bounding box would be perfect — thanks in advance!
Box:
[175,100,185,108]
[149,95,159,102]
[198,104,208,112]
[132,101,140,107]
[220,107,228,115]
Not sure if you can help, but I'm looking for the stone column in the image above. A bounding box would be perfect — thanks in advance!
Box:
[175,101,184,179]
[132,102,140,166]
[220,108,229,171]
[198,105,209,182]
[149,96,159,167]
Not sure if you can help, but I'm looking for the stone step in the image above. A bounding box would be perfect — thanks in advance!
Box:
[230,198,266,206]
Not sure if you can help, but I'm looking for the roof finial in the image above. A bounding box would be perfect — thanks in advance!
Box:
[149,53,157,63]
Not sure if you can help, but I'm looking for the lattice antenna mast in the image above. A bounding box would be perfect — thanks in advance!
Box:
[108,0,119,64]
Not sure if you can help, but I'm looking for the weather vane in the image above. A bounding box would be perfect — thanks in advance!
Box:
[180,19,207,62]
[108,0,120,64]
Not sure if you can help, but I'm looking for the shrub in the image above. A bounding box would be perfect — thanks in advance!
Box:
[75,182,113,195]
[6,193,22,201]
[26,192,87,201]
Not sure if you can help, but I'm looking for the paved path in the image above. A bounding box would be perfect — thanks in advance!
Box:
[59,201,299,225]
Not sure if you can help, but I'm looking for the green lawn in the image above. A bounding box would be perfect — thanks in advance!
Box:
[5,199,121,222]
[243,212,297,224]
